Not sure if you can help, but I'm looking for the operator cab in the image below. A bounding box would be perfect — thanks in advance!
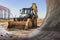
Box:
[21,8,34,16]
[19,8,34,20]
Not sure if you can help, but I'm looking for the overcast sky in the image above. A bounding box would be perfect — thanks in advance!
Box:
[0,0,46,18]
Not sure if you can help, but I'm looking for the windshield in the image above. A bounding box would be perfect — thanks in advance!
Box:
[21,9,34,14]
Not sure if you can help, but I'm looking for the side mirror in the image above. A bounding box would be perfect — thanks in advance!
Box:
[20,10,21,13]
[20,10,21,12]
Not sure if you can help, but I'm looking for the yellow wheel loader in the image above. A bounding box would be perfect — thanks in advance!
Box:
[8,3,38,30]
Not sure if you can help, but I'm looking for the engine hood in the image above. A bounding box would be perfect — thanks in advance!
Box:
[19,14,29,19]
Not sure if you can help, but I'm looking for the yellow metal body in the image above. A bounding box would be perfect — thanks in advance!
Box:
[8,3,38,29]
[32,3,37,14]
[9,21,26,26]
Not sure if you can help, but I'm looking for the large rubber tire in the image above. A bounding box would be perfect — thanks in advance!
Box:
[8,25,15,29]
[8,25,11,28]
[33,19,37,27]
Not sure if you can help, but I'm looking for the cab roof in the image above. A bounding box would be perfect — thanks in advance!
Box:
[22,8,33,10]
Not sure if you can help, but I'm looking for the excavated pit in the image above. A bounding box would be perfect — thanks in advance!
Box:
[0,0,60,40]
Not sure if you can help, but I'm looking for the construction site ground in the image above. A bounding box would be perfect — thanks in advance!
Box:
[0,19,44,35]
